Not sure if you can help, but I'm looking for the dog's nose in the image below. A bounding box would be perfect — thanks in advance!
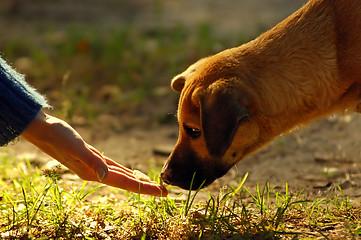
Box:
[161,159,173,184]
[160,169,172,185]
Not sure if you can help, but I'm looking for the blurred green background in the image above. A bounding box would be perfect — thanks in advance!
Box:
[0,0,305,129]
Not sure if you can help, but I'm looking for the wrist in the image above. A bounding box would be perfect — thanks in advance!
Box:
[21,110,48,142]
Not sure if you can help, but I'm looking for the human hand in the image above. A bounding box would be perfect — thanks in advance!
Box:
[22,111,167,197]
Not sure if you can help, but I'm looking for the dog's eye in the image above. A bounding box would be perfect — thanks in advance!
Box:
[238,114,250,125]
[183,124,201,139]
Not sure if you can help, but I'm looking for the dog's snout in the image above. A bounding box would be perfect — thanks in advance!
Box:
[161,150,215,190]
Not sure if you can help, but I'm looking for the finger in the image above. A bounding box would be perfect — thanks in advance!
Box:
[57,156,168,196]
[102,155,156,182]
[103,169,168,197]
[87,147,136,178]
[102,156,134,175]
[106,164,163,189]
[78,148,167,196]
[105,159,160,186]
[59,158,100,181]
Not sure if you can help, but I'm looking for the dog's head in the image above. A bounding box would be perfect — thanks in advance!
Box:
[161,54,272,190]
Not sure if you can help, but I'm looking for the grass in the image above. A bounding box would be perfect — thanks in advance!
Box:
[0,151,360,239]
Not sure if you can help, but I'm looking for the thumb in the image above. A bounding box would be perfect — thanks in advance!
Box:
[79,144,109,182]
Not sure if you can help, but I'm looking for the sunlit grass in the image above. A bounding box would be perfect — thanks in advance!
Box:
[0,151,360,239]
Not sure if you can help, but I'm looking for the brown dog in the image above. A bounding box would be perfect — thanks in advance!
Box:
[161,0,361,190]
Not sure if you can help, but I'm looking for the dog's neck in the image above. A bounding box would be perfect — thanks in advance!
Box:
[235,0,359,136]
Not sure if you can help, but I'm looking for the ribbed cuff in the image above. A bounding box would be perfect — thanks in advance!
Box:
[0,55,51,146]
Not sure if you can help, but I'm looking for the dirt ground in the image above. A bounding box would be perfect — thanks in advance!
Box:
[3,0,361,202]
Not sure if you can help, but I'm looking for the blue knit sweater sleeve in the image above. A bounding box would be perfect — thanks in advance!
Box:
[0,56,51,146]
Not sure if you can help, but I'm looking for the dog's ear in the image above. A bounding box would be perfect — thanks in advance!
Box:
[171,57,209,93]
[201,87,251,157]
[171,75,186,93]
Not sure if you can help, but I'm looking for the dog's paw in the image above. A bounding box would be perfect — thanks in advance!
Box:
[133,170,151,182]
